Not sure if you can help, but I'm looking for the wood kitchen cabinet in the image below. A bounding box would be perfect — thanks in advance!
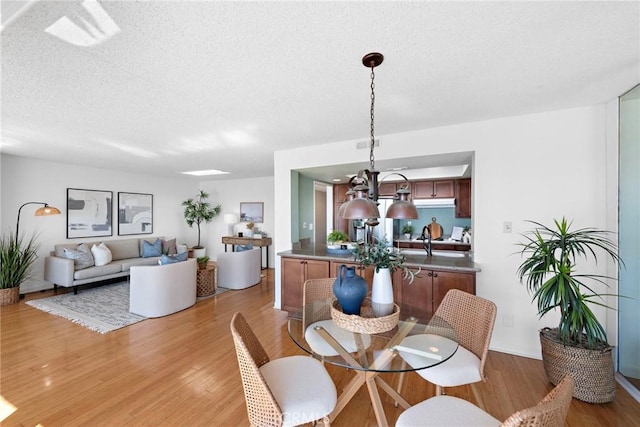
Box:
[412,180,455,199]
[281,257,330,312]
[393,267,476,324]
[455,178,471,218]
[330,261,375,290]
[377,181,411,198]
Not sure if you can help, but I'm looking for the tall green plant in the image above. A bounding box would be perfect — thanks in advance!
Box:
[182,190,221,248]
[517,217,622,349]
[0,232,40,289]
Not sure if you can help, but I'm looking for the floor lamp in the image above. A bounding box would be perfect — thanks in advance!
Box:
[16,202,61,243]
[224,213,238,237]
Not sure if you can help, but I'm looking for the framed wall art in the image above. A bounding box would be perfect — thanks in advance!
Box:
[118,192,153,235]
[240,202,263,223]
[67,188,113,239]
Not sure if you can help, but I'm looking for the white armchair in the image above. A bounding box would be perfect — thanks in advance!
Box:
[216,247,261,290]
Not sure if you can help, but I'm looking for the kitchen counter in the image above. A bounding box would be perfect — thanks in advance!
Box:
[278,244,480,273]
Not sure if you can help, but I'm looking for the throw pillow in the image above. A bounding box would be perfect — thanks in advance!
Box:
[91,242,112,266]
[236,243,254,252]
[162,238,177,255]
[62,243,94,270]
[142,238,162,257]
[159,252,188,265]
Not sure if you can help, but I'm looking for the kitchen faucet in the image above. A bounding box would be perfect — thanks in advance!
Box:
[420,225,432,256]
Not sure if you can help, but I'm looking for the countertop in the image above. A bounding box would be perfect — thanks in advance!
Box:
[394,238,471,247]
[278,244,480,273]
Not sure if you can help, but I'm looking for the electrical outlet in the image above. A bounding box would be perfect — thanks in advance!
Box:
[302,222,307,229]
[503,221,512,233]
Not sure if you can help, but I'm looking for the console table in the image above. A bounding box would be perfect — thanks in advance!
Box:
[222,236,272,269]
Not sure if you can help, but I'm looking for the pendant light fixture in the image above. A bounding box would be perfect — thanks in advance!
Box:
[340,52,418,222]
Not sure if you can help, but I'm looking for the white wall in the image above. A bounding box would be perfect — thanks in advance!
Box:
[274,104,616,359]
[1,155,198,292]
[200,176,275,267]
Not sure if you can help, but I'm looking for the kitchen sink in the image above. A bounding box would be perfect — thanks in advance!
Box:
[401,249,467,258]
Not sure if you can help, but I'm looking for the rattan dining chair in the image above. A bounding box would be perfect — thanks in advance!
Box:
[397,289,497,408]
[230,312,337,427]
[396,375,574,427]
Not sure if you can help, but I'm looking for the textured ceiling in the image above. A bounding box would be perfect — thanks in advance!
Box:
[1,1,639,181]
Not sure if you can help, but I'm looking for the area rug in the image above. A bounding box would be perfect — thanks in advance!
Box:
[26,282,146,334]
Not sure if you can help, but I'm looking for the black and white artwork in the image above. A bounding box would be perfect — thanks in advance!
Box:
[67,188,113,238]
[118,192,153,235]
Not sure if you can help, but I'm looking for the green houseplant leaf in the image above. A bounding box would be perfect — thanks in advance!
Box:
[1,232,40,289]
[517,217,622,349]
[182,190,221,248]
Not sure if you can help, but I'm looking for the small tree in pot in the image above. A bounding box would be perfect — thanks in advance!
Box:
[517,217,623,403]
[182,190,221,251]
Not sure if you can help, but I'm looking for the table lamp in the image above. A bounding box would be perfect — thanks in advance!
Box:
[223,213,238,236]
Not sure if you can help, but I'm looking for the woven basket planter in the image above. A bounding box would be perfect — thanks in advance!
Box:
[0,287,20,306]
[540,327,615,403]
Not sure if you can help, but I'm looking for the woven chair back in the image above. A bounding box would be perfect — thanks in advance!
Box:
[230,312,283,426]
[433,289,497,377]
[501,375,574,427]
[302,278,336,329]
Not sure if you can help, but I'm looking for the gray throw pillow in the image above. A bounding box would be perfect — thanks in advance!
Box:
[162,238,177,255]
[63,243,94,270]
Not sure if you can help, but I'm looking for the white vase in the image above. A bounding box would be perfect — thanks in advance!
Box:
[371,267,394,317]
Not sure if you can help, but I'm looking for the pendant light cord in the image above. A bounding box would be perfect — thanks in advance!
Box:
[369,65,376,171]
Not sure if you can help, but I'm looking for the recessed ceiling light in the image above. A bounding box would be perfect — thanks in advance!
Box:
[386,166,408,171]
[332,178,342,182]
[181,169,230,176]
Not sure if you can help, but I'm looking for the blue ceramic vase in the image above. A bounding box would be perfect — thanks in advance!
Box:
[333,264,368,315]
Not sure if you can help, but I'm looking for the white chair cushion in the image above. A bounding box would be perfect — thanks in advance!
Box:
[305,320,372,356]
[396,395,501,427]
[260,355,337,427]
[404,345,482,387]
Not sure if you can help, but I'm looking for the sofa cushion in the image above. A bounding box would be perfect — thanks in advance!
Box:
[119,257,161,272]
[104,239,140,261]
[91,242,113,266]
[73,263,122,280]
[162,238,177,255]
[142,238,162,257]
[159,252,188,265]
[62,243,94,270]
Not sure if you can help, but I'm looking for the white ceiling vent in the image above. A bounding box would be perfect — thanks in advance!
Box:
[356,139,380,150]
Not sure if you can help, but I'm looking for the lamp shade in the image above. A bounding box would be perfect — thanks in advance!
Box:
[223,213,238,224]
[341,198,380,220]
[34,205,61,216]
[385,186,418,219]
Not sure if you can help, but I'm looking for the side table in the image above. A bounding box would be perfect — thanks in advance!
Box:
[196,263,216,297]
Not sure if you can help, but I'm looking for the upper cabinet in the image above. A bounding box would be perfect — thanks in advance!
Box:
[333,183,350,235]
[455,179,471,218]
[412,179,455,199]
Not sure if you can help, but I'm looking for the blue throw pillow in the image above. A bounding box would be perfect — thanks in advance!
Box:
[142,238,162,257]
[236,243,253,252]
[159,252,188,265]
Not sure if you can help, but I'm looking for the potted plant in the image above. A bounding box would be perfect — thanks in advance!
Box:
[517,217,622,403]
[182,190,221,258]
[196,256,210,270]
[327,230,349,244]
[0,232,39,305]
[401,223,414,239]
[353,238,416,317]
[245,221,254,237]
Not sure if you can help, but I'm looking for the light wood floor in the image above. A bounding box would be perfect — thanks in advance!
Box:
[2,270,639,426]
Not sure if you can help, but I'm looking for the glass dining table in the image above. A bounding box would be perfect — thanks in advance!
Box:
[287,298,459,427]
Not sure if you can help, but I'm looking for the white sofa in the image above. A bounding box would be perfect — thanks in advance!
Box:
[129,258,197,317]
[216,247,261,290]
